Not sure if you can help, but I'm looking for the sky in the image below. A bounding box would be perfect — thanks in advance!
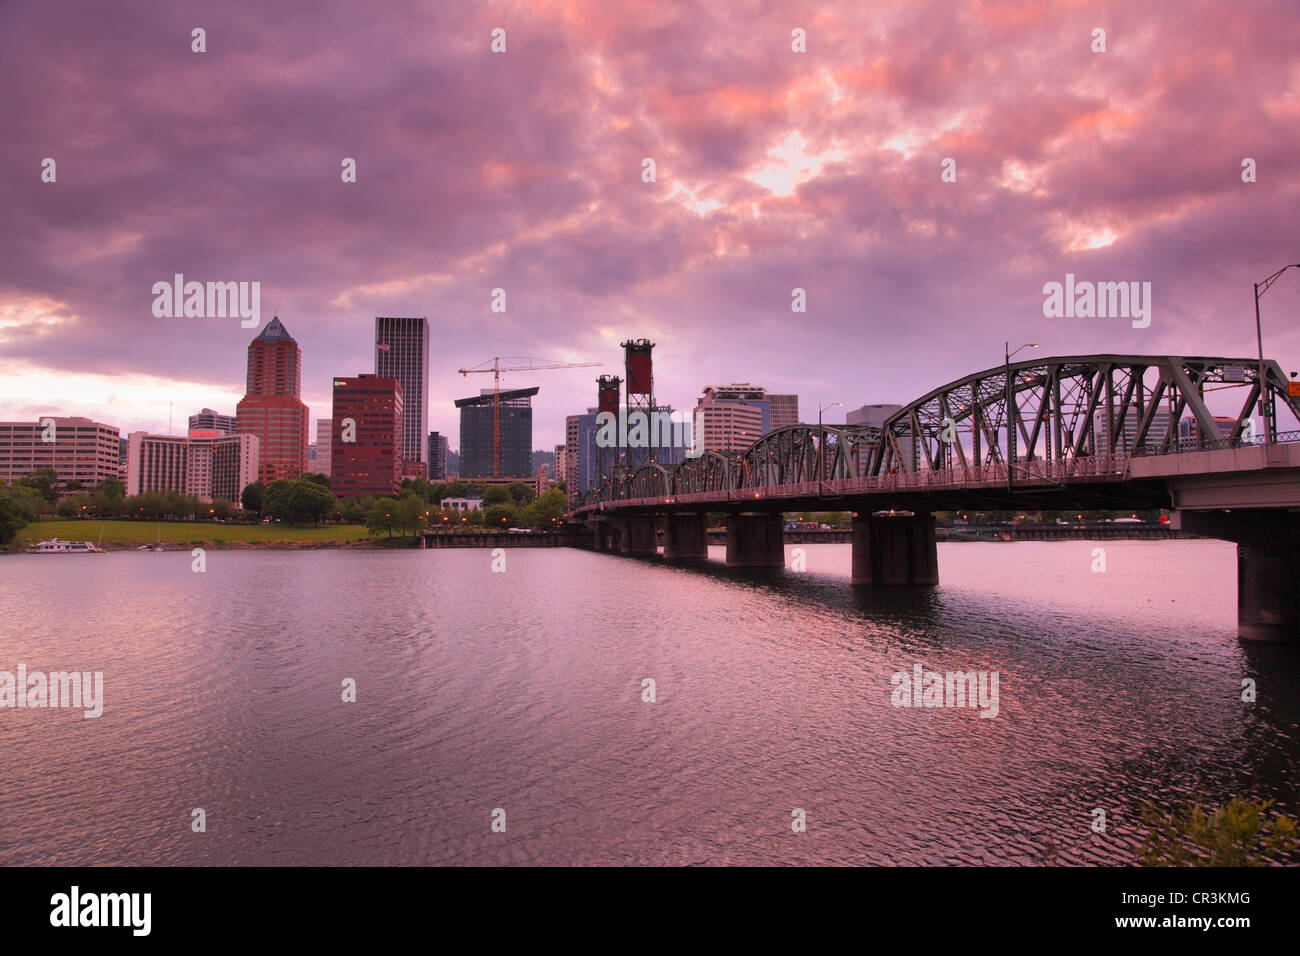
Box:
[2,0,1299,451]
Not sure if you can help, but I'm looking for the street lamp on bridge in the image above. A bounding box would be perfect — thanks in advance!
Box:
[1005,342,1039,493]
[818,401,842,483]
[1253,264,1300,445]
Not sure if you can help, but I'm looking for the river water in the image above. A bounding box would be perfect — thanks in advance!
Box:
[1,540,1297,865]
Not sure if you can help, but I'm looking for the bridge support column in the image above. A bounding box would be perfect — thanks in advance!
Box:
[593,521,621,552]
[852,512,939,586]
[618,517,659,555]
[726,513,785,568]
[1175,510,1300,642]
[663,513,708,560]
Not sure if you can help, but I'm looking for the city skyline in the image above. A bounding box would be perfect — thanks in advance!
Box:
[3,0,1298,450]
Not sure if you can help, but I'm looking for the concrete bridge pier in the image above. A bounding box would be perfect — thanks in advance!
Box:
[1175,510,1300,642]
[663,513,708,560]
[616,517,660,555]
[851,512,939,586]
[725,513,785,567]
[593,521,622,552]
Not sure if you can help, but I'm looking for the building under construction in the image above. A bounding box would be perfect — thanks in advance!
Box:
[455,387,537,479]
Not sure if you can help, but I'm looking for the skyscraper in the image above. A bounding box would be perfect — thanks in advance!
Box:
[315,419,332,476]
[694,384,798,438]
[235,317,309,484]
[455,387,536,478]
[564,415,580,495]
[188,408,236,435]
[330,374,403,498]
[427,431,449,481]
[695,385,766,452]
[375,316,429,477]
[1092,407,1173,452]
[767,393,800,430]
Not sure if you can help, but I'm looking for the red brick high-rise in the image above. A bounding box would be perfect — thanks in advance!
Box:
[236,316,309,484]
[330,374,404,498]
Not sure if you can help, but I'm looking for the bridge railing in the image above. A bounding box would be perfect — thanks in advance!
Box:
[1127,430,1300,458]
[573,453,1136,512]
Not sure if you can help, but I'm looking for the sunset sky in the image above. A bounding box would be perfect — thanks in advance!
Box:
[2,0,1298,450]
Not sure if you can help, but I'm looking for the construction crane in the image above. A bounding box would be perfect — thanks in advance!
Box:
[457,357,600,477]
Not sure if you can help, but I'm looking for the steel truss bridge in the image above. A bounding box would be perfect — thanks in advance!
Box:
[570,355,1300,515]
[567,355,1300,641]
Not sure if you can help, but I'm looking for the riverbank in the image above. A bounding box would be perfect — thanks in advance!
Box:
[5,519,419,552]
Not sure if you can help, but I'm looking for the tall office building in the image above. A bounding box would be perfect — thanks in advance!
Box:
[188,408,236,435]
[695,384,797,440]
[564,415,581,495]
[0,417,121,495]
[427,431,449,481]
[455,387,536,478]
[331,374,403,498]
[565,404,687,493]
[375,316,429,477]
[846,403,904,472]
[315,419,332,476]
[126,431,259,504]
[1178,416,1237,444]
[569,408,601,494]
[768,393,800,429]
[235,317,309,483]
[695,386,765,453]
[1092,407,1173,452]
[554,444,566,490]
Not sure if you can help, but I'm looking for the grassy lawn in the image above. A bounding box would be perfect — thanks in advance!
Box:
[14,519,376,547]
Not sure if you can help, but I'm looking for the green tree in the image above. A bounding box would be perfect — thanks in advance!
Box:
[506,481,535,505]
[56,494,95,518]
[289,481,335,525]
[482,486,511,506]
[210,498,236,521]
[525,488,566,528]
[261,479,296,521]
[16,466,60,505]
[340,495,371,524]
[164,490,199,518]
[302,472,331,490]
[441,480,477,499]
[241,481,266,514]
[0,485,34,545]
[417,477,435,502]
[365,497,400,538]
[398,493,426,537]
[483,503,516,527]
[95,477,126,500]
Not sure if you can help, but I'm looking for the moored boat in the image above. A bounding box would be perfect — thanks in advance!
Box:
[26,538,106,554]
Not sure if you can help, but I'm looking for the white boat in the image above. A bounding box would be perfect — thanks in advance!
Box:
[26,537,106,554]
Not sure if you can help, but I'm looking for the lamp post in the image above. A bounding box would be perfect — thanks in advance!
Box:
[1253,264,1300,444]
[1005,342,1039,493]
[818,401,842,483]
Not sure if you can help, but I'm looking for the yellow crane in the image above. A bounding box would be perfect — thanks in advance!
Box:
[457,357,600,477]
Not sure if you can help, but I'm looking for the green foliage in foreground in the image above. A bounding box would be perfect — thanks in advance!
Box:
[1140,795,1300,866]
